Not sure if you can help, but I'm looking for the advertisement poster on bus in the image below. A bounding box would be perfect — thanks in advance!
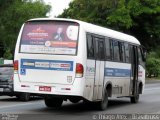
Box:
[20,21,79,55]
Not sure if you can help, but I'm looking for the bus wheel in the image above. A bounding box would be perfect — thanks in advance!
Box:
[69,98,80,103]
[44,97,63,108]
[97,90,108,110]
[19,93,30,101]
[130,94,139,103]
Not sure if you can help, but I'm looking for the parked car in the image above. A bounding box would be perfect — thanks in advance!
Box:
[0,64,30,101]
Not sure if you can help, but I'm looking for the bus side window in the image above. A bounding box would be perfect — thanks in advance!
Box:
[138,47,145,67]
[87,34,95,59]
[120,42,125,62]
[98,40,105,60]
[105,38,111,60]
[94,37,105,60]
[124,43,130,63]
[113,40,120,62]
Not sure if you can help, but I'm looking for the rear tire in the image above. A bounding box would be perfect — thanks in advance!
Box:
[19,93,30,101]
[69,98,80,103]
[97,90,108,110]
[44,97,63,108]
[130,94,139,103]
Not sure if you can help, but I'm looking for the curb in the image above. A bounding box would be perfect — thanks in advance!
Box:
[145,79,160,84]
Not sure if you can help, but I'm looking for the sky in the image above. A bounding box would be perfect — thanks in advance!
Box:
[43,0,73,17]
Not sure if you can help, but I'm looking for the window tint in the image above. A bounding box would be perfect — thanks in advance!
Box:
[87,34,94,59]
[120,42,125,62]
[86,33,135,64]
[124,43,130,63]
[95,37,105,60]
[113,40,120,61]
[99,40,105,60]
[138,47,144,66]
[105,38,111,60]
[95,38,99,59]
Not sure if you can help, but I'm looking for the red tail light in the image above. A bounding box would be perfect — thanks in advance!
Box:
[76,63,84,78]
[14,60,18,71]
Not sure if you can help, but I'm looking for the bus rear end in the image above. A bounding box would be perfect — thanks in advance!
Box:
[14,19,85,103]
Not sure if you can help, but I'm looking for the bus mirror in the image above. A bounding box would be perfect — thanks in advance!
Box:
[141,46,147,62]
[143,51,147,62]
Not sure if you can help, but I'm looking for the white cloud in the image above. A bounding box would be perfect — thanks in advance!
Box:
[43,0,73,17]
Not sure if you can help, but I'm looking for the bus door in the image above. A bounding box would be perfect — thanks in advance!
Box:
[93,37,105,100]
[131,46,139,96]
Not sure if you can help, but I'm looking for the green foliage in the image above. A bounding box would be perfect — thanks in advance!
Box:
[59,0,160,50]
[146,56,160,78]
[0,58,4,65]
[3,49,13,60]
[107,0,132,29]
[0,0,51,59]
[146,48,160,78]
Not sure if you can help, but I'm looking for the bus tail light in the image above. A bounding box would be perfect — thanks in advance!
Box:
[14,60,19,71]
[76,63,84,78]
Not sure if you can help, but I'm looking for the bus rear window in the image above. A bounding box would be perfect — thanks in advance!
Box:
[20,21,79,55]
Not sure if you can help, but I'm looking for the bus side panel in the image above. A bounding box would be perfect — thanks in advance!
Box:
[104,61,131,97]
[138,65,145,93]
[84,60,95,101]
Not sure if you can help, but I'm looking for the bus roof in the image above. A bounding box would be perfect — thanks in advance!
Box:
[27,18,140,45]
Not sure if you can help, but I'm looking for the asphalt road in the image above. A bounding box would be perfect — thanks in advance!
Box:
[0,81,160,120]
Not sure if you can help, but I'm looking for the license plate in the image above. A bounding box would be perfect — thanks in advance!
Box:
[39,86,51,92]
[0,88,3,92]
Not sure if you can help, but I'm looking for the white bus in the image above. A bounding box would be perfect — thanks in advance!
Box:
[14,18,146,110]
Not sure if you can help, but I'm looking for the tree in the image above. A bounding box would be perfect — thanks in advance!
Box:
[0,0,51,59]
[59,0,160,50]
[3,49,13,60]
[128,0,160,49]
[146,51,160,77]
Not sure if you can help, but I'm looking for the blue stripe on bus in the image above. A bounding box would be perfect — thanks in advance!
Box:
[104,68,131,77]
[20,59,73,71]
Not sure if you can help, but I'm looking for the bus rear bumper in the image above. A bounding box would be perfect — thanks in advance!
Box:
[14,77,84,97]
